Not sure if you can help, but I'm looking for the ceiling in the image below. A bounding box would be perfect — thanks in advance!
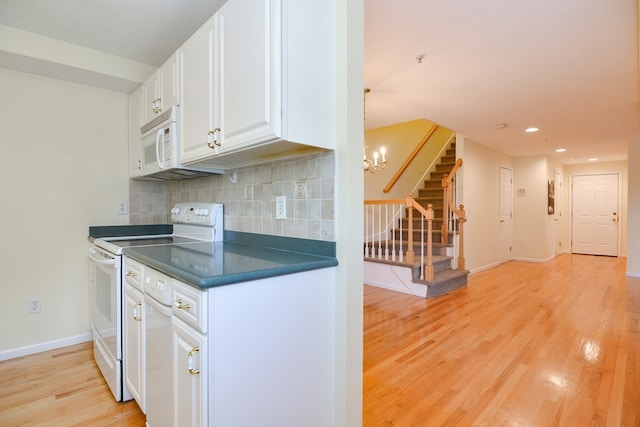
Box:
[1,0,639,165]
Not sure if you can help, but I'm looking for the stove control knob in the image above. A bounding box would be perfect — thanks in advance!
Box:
[171,207,180,215]
[157,280,164,292]
[203,208,210,216]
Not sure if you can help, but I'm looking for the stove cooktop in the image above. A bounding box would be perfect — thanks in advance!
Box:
[94,235,204,254]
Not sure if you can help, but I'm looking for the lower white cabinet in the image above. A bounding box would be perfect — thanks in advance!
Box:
[172,317,208,426]
[170,268,335,427]
[126,258,335,427]
[124,283,145,412]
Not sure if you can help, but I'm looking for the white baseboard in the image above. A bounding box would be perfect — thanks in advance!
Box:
[511,255,555,264]
[627,271,640,278]
[469,261,500,275]
[0,332,93,361]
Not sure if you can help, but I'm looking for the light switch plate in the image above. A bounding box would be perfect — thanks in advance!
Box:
[276,196,286,219]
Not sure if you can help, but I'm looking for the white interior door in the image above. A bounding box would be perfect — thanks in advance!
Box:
[571,173,619,256]
[499,167,513,263]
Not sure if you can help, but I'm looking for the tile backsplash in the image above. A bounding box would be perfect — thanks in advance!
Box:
[129,180,166,224]
[129,151,336,241]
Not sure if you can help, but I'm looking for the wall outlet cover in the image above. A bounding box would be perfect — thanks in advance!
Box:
[276,196,286,219]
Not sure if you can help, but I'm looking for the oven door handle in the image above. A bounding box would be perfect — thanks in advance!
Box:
[88,249,117,266]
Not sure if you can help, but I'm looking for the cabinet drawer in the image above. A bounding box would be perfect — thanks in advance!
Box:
[124,257,144,292]
[173,281,208,334]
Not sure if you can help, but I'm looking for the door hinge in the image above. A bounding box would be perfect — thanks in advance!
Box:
[510,246,512,252]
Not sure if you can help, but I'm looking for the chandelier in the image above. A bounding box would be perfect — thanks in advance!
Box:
[363,88,387,173]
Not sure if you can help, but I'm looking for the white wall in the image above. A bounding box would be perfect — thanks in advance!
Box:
[0,68,130,356]
[460,138,513,272]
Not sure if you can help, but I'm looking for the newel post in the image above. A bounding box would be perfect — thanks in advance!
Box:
[425,203,435,281]
[406,192,415,263]
[441,173,449,245]
[457,204,467,271]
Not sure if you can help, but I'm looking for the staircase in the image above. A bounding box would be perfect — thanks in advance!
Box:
[364,140,469,299]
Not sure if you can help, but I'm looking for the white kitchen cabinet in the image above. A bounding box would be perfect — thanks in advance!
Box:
[128,85,143,178]
[170,268,335,427]
[142,51,181,125]
[124,282,145,412]
[179,13,221,165]
[179,0,336,167]
[172,317,208,427]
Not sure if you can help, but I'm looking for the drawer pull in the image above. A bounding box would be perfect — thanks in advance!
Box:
[133,303,142,321]
[174,299,191,310]
[126,271,137,278]
[187,346,200,375]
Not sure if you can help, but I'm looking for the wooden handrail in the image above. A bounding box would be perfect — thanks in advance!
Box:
[383,125,438,193]
[444,159,463,185]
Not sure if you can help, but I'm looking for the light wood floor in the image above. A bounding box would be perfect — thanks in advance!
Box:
[1,254,637,426]
[364,254,640,426]
[0,341,145,426]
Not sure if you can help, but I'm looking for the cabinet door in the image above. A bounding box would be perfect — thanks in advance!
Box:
[124,284,145,412]
[180,14,221,164]
[128,85,143,178]
[141,73,157,124]
[157,51,181,113]
[217,0,280,152]
[173,318,208,427]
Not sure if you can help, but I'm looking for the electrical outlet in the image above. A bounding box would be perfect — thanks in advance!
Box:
[276,196,286,219]
[295,181,307,199]
[245,186,253,200]
[117,200,129,215]
[28,298,41,314]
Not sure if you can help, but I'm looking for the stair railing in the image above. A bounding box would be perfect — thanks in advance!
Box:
[441,158,466,270]
[364,193,435,281]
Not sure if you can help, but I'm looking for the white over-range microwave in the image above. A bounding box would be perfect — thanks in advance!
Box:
[139,106,224,180]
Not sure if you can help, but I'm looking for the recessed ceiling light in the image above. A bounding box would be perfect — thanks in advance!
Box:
[555,148,567,153]
[495,123,508,129]
[525,127,539,133]
[588,157,598,161]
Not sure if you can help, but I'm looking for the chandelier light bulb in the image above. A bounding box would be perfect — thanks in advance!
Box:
[362,88,389,174]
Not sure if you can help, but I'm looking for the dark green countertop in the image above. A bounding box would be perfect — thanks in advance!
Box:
[122,232,338,289]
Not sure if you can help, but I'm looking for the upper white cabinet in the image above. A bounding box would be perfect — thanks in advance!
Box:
[179,0,336,167]
[141,51,181,125]
[128,85,143,178]
[179,14,221,165]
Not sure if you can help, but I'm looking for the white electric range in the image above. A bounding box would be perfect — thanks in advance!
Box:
[87,202,223,402]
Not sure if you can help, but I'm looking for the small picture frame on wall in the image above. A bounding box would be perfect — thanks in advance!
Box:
[548,179,555,215]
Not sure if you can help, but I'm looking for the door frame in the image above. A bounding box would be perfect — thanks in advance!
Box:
[499,166,513,263]
[569,171,622,256]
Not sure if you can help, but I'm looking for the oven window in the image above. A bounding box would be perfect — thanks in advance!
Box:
[96,268,112,323]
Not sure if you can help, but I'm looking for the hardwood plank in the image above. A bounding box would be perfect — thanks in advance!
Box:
[364,254,640,426]
[0,341,145,427]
